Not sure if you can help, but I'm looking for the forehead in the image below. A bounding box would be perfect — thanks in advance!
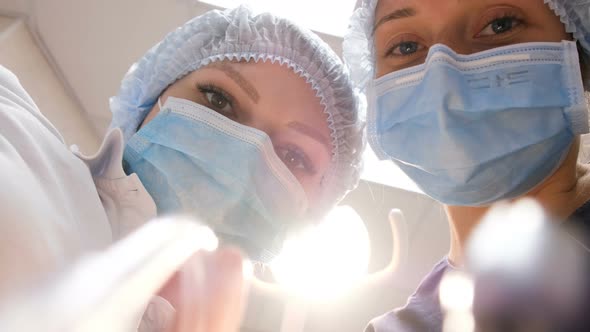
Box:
[231,60,307,85]
[375,0,447,18]
[234,60,324,109]
[375,0,543,20]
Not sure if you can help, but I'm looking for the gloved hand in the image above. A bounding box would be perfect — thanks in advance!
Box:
[144,247,245,332]
[0,218,246,332]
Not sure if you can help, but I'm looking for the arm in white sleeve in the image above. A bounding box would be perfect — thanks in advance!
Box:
[0,65,111,298]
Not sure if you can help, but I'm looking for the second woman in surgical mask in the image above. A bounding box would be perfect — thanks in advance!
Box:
[345,1,590,331]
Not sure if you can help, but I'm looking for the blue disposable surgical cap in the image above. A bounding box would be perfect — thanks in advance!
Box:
[110,6,365,209]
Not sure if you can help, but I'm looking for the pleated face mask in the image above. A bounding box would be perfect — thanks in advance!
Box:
[123,97,308,261]
[368,41,589,206]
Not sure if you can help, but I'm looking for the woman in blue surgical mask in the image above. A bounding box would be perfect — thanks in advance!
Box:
[0,5,363,332]
[109,6,364,263]
[345,1,590,331]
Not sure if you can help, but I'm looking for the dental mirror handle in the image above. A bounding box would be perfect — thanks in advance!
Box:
[280,298,307,332]
[0,217,216,332]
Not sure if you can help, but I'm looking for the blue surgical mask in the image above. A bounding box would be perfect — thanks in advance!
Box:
[368,41,589,206]
[123,97,308,261]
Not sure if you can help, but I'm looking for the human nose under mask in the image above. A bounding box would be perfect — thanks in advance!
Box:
[123,97,308,261]
[368,41,589,206]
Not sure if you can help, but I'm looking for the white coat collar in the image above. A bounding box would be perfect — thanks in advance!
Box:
[73,128,157,239]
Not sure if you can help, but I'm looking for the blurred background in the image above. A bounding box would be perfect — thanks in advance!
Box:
[0,0,449,331]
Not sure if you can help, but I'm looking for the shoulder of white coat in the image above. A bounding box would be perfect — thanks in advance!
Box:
[74,128,157,239]
[0,65,64,143]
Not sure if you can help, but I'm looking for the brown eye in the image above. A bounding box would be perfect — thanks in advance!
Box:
[198,85,236,117]
[205,91,232,113]
[276,145,315,175]
[282,150,305,170]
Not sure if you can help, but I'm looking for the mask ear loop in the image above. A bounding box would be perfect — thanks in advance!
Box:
[136,97,165,133]
[158,97,164,111]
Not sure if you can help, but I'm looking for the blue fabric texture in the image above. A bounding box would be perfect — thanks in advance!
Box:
[369,42,587,205]
[123,97,307,261]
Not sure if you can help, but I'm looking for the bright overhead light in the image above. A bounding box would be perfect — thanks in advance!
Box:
[198,0,357,37]
[269,206,370,300]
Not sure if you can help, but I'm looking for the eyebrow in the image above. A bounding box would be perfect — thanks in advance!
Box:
[209,62,260,103]
[288,121,332,153]
[373,7,417,34]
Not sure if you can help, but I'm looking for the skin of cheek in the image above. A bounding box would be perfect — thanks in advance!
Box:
[141,102,161,127]
[239,61,331,205]
[273,133,331,205]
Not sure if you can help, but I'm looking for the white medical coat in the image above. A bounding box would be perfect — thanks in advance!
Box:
[0,65,156,298]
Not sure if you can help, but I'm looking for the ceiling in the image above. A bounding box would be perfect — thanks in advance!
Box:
[24,0,344,137]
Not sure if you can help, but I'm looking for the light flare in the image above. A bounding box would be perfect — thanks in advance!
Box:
[270,206,370,300]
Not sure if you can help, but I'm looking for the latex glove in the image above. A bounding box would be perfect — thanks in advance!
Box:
[141,247,245,332]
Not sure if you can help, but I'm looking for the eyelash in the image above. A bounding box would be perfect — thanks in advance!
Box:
[385,35,426,58]
[276,143,316,175]
[197,84,237,115]
[199,84,316,176]
[384,10,525,58]
[475,12,524,39]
